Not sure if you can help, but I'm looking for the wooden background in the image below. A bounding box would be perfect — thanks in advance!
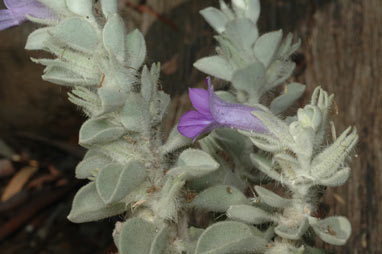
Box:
[0,0,380,253]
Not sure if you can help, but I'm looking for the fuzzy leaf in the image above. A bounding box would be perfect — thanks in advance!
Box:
[51,17,97,53]
[39,0,69,14]
[194,56,233,81]
[191,185,249,212]
[25,27,50,50]
[200,7,228,33]
[79,118,125,146]
[227,204,274,224]
[232,62,266,102]
[224,18,259,52]
[126,29,146,69]
[254,30,283,68]
[96,161,146,204]
[75,153,111,179]
[317,167,351,187]
[160,126,192,154]
[41,65,98,86]
[100,0,118,18]
[195,221,266,254]
[167,149,219,180]
[266,60,296,90]
[311,216,351,246]
[120,93,149,132]
[103,14,126,62]
[141,65,153,102]
[150,226,169,254]
[255,186,291,208]
[275,217,310,240]
[66,0,94,18]
[119,218,157,254]
[250,153,281,181]
[270,82,305,114]
[68,182,125,223]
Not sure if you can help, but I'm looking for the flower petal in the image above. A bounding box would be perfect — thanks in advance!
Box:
[189,87,211,116]
[4,0,35,9]
[0,9,20,30]
[208,80,267,133]
[177,110,215,140]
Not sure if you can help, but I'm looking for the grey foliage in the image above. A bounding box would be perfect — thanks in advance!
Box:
[21,0,358,253]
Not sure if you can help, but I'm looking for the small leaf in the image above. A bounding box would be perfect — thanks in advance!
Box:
[275,217,310,240]
[255,186,291,208]
[119,218,157,254]
[39,0,69,14]
[167,149,219,180]
[100,0,117,18]
[195,221,266,254]
[250,153,281,181]
[150,226,169,254]
[42,65,98,87]
[103,14,126,62]
[318,167,351,187]
[200,7,228,33]
[66,0,94,18]
[51,17,97,53]
[232,62,266,102]
[25,27,50,50]
[270,82,306,114]
[126,29,146,69]
[227,204,274,224]
[191,185,249,212]
[68,182,125,223]
[160,126,192,154]
[311,216,351,246]
[96,161,147,204]
[194,56,233,81]
[254,30,283,67]
[79,117,125,146]
[75,153,111,179]
[141,65,153,102]
[224,18,259,52]
[120,93,149,132]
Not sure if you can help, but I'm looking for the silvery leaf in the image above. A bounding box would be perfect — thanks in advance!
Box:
[227,204,275,224]
[195,221,267,254]
[126,29,146,69]
[100,0,118,18]
[194,55,233,81]
[96,161,147,204]
[66,0,94,18]
[200,7,228,34]
[103,14,126,62]
[79,117,125,146]
[310,216,351,246]
[254,30,283,68]
[67,182,125,223]
[255,185,291,208]
[270,82,305,114]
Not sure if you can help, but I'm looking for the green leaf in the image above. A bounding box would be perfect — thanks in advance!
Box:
[120,93,149,132]
[25,27,50,50]
[141,65,153,102]
[67,182,125,223]
[119,218,157,254]
[79,117,125,146]
[232,62,266,102]
[51,17,97,53]
[103,14,126,62]
[200,7,228,33]
[150,226,169,254]
[194,56,233,81]
[100,0,118,18]
[167,149,219,180]
[66,0,94,18]
[254,30,283,67]
[318,167,351,187]
[270,82,305,114]
[39,0,69,14]
[254,186,291,208]
[195,221,266,254]
[191,185,249,212]
[75,153,111,179]
[250,153,281,181]
[126,29,146,69]
[311,216,351,246]
[275,217,310,240]
[227,204,274,224]
[41,64,98,87]
[96,161,147,204]
[224,18,259,52]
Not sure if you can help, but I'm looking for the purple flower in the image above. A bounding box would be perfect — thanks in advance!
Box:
[178,77,268,141]
[0,0,54,30]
